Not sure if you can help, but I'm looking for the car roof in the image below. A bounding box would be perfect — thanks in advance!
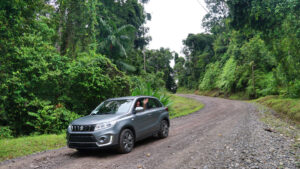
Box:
[107,96,158,101]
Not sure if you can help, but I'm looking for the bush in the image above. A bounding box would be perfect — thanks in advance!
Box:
[26,99,80,134]
[255,72,278,97]
[0,126,13,139]
[199,62,220,90]
[288,80,300,98]
[217,57,237,93]
[63,54,130,115]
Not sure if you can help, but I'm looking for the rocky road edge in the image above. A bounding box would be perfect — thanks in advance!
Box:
[177,94,299,169]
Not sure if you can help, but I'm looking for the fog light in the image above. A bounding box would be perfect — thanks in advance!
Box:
[99,137,106,143]
[96,135,113,147]
[98,135,109,144]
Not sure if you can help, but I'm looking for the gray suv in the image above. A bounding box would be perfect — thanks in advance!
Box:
[67,96,170,153]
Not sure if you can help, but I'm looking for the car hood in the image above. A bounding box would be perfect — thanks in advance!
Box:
[71,114,123,125]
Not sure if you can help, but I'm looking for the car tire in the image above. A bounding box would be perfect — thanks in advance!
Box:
[158,120,169,139]
[118,129,134,154]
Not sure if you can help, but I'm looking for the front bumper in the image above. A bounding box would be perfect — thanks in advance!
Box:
[67,129,119,149]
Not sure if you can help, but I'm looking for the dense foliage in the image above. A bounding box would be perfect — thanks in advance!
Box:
[175,0,300,99]
[0,0,176,136]
[131,82,172,108]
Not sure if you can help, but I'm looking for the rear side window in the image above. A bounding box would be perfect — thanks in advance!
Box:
[148,98,162,109]
[154,99,163,107]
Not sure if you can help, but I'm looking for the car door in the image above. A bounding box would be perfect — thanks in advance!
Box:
[132,98,154,139]
[147,98,164,132]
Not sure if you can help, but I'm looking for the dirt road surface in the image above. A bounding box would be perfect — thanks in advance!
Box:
[0,94,297,169]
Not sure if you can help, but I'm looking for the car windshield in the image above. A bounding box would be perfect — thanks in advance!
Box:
[91,99,133,115]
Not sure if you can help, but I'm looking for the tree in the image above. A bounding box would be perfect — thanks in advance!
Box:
[97,18,136,71]
[56,0,98,58]
[202,0,228,34]
[180,33,214,89]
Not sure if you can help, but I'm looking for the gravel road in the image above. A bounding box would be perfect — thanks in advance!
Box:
[0,94,298,169]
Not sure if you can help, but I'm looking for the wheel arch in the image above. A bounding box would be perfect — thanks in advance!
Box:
[162,117,170,127]
[120,125,136,140]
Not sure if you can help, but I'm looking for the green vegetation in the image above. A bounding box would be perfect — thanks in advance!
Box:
[0,134,66,162]
[169,95,204,119]
[258,106,299,139]
[131,83,172,107]
[0,94,203,162]
[0,0,177,137]
[176,87,195,94]
[174,0,300,102]
[255,96,300,122]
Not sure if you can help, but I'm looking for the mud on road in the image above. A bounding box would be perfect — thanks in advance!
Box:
[0,94,298,169]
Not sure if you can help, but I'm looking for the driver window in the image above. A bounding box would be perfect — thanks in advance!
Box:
[134,98,147,112]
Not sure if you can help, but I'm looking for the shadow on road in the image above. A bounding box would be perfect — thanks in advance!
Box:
[69,137,161,158]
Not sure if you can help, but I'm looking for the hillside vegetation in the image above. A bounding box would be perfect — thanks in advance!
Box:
[174,0,300,101]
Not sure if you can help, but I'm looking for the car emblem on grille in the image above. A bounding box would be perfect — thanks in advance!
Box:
[80,126,83,131]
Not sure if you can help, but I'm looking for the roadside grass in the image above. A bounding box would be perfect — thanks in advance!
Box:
[196,90,249,100]
[256,104,299,138]
[177,88,249,100]
[253,95,300,122]
[0,95,203,162]
[176,87,196,94]
[0,134,66,162]
[169,94,204,119]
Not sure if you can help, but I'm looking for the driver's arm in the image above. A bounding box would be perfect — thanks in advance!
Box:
[143,98,148,110]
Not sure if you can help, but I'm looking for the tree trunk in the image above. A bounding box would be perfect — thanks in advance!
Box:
[143,50,146,72]
[252,63,256,98]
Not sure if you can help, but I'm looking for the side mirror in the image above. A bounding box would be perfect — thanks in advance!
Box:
[134,107,144,113]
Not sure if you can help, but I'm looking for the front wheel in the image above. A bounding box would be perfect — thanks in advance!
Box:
[158,120,169,138]
[118,129,134,154]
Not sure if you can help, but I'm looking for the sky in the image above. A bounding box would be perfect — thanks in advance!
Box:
[144,0,208,56]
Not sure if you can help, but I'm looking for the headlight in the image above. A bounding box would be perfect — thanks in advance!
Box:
[68,124,72,130]
[94,121,117,131]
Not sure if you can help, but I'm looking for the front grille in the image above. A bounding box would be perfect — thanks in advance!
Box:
[69,134,97,142]
[69,142,98,148]
[71,125,95,132]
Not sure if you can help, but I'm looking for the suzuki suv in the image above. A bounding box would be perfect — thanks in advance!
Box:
[67,96,170,153]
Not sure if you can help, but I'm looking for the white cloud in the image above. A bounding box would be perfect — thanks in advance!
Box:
[144,0,207,55]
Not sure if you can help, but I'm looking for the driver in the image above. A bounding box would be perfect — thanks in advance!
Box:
[136,101,141,107]
[135,98,149,110]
